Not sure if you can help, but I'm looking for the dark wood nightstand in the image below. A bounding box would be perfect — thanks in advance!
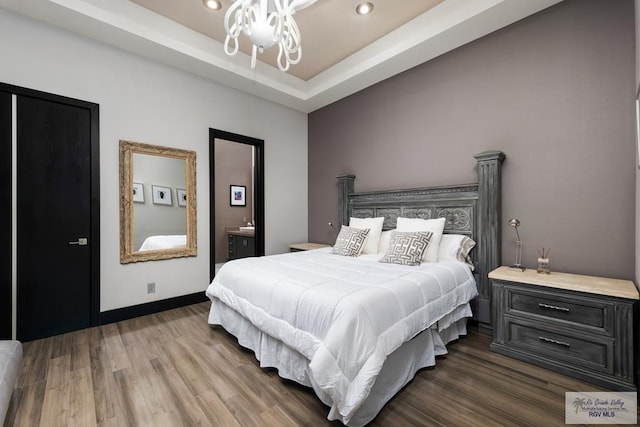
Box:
[489,266,638,391]
[289,243,331,252]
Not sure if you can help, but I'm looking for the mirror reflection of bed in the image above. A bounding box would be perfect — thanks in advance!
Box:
[138,234,186,251]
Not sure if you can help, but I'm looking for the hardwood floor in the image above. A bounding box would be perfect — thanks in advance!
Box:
[3,302,635,427]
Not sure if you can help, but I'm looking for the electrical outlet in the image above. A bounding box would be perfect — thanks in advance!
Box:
[147,282,156,294]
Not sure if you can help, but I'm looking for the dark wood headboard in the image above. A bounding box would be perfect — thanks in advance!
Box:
[337,150,505,333]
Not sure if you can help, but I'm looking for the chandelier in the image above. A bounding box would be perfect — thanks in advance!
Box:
[224,0,316,72]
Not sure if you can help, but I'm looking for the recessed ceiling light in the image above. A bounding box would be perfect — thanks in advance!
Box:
[203,0,221,10]
[356,2,374,15]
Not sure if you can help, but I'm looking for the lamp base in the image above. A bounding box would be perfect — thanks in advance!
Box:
[509,264,526,272]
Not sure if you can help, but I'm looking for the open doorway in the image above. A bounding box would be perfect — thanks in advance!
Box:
[209,129,264,281]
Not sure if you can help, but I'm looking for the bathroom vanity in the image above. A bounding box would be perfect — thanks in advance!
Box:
[227,227,255,260]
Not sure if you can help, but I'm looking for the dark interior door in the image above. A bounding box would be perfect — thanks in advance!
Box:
[0,93,11,339]
[17,95,93,341]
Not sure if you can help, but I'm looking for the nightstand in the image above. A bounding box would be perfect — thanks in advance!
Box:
[289,243,331,252]
[489,266,638,391]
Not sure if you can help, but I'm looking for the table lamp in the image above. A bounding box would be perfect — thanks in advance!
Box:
[508,218,525,271]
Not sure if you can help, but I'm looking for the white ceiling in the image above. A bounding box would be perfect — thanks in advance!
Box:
[0,0,563,113]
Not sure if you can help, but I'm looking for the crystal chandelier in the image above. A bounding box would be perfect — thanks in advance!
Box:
[224,0,316,72]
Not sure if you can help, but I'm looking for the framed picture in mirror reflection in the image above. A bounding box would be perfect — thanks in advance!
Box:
[132,182,144,203]
[152,185,172,205]
[177,188,187,207]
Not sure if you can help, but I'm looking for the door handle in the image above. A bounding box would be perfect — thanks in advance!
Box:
[69,237,88,246]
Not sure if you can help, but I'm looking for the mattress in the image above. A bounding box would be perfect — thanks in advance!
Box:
[206,248,477,425]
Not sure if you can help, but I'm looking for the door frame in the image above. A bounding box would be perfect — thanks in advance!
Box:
[0,82,100,339]
[209,128,264,282]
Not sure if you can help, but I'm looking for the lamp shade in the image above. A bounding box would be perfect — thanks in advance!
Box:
[508,218,520,227]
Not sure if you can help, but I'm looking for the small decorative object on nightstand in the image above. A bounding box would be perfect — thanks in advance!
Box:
[508,218,525,271]
[537,247,550,274]
[489,266,638,391]
[289,243,331,252]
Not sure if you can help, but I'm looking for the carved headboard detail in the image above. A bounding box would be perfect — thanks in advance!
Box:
[337,151,505,332]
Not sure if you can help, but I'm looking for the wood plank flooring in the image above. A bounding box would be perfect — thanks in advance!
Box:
[3,302,636,426]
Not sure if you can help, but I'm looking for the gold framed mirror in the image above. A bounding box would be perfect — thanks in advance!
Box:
[119,140,197,263]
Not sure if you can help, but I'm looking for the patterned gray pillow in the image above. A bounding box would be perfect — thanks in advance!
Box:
[379,231,433,266]
[332,226,370,257]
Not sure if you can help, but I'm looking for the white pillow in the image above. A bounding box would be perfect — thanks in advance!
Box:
[349,217,384,255]
[377,229,393,254]
[396,217,446,262]
[438,234,476,269]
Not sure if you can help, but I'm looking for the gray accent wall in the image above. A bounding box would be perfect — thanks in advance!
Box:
[309,0,636,280]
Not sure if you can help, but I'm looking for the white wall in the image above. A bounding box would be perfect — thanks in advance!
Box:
[0,9,308,311]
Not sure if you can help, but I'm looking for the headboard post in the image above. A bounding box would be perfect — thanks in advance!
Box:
[473,150,505,332]
[337,174,355,227]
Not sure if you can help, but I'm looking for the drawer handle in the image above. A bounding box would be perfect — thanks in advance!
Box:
[538,303,570,313]
[539,336,570,348]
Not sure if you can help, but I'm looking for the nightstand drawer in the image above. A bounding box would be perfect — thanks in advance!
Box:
[505,286,613,335]
[504,317,614,375]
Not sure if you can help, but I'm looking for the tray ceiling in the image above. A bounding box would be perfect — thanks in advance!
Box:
[0,0,564,112]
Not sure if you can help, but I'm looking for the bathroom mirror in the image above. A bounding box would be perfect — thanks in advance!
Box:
[120,140,197,263]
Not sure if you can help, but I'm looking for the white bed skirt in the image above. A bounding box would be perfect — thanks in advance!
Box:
[208,299,470,426]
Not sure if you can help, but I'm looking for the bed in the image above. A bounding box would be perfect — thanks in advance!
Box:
[206,150,505,425]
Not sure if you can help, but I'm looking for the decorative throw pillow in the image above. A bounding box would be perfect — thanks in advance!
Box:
[331,225,370,257]
[438,234,476,269]
[379,231,433,266]
[396,217,445,263]
[349,217,385,255]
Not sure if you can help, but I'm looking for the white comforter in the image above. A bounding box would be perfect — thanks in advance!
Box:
[206,248,477,424]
